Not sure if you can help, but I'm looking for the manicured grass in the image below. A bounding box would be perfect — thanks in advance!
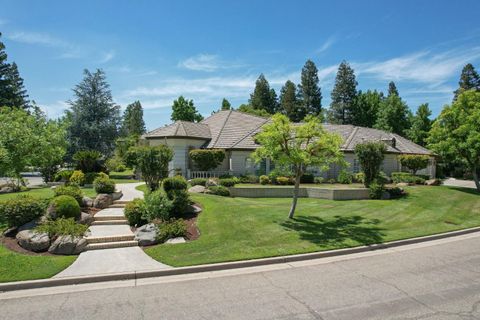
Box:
[145,186,480,267]
[0,244,76,282]
[0,186,96,201]
[235,183,366,189]
[109,169,141,184]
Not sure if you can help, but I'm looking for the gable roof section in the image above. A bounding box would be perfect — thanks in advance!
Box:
[143,121,211,140]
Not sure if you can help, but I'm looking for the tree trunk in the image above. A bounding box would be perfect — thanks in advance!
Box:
[288,170,302,219]
[472,167,480,192]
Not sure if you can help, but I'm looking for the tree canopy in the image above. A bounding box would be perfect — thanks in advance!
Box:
[249,74,278,114]
[453,63,480,100]
[374,93,411,135]
[388,81,399,96]
[171,96,203,122]
[351,90,383,127]
[329,61,358,124]
[121,100,146,137]
[279,80,304,122]
[298,59,322,117]
[406,103,432,146]
[221,98,231,110]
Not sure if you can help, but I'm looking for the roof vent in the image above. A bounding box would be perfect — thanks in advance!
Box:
[381,137,396,148]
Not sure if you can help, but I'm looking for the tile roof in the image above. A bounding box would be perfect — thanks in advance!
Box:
[145,110,433,155]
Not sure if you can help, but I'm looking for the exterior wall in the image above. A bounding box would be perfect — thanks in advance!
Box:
[229,150,257,175]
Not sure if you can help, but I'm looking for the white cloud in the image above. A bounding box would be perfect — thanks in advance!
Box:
[37,100,69,119]
[99,50,115,63]
[180,54,222,72]
[316,36,336,54]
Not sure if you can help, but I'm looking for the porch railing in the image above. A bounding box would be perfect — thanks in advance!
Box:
[187,170,236,179]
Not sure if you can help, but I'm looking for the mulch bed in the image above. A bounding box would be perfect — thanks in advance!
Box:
[184,209,200,241]
[1,235,55,256]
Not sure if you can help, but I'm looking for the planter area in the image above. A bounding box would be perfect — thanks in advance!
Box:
[229,186,370,200]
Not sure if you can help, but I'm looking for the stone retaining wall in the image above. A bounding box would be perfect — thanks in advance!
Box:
[229,187,370,200]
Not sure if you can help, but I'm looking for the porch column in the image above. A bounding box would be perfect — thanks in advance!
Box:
[266,158,271,174]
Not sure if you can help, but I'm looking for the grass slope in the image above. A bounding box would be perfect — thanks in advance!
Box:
[145,186,480,266]
[0,187,96,201]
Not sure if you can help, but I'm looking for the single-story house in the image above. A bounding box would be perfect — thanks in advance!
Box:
[142,110,436,179]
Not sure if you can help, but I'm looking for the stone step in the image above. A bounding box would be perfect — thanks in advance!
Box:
[86,234,135,244]
[85,240,138,251]
[94,215,127,221]
[113,200,130,205]
[91,220,128,226]
[109,203,126,208]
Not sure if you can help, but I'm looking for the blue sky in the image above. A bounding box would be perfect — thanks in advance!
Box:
[1,0,480,130]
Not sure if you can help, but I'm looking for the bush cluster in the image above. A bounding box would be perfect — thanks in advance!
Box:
[300,173,314,184]
[354,172,365,184]
[369,181,385,199]
[238,175,258,184]
[143,190,173,222]
[54,170,74,182]
[163,176,188,193]
[276,176,293,185]
[37,218,88,237]
[219,178,236,187]
[391,172,426,184]
[106,157,126,172]
[93,176,116,194]
[124,199,147,226]
[69,170,85,186]
[0,195,46,228]
[314,177,324,184]
[189,178,207,186]
[189,149,225,171]
[386,187,406,198]
[156,219,187,243]
[207,185,230,196]
[54,185,84,205]
[259,175,270,185]
[50,195,81,220]
[337,170,353,184]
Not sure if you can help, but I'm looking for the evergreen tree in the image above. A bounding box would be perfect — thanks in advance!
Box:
[453,63,480,100]
[406,103,432,146]
[280,80,304,122]
[0,33,29,109]
[329,61,358,124]
[249,74,277,114]
[298,59,322,116]
[388,81,399,96]
[374,93,411,135]
[171,96,203,122]
[66,69,120,158]
[351,90,383,127]
[121,100,146,137]
[221,98,231,110]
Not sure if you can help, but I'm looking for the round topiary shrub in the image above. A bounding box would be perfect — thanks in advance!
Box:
[69,170,86,186]
[49,195,81,219]
[259,175,270,185]
[163,176,188,193]
[276,176,290,185]
[93,176,116,194]
[124,199,147,226]
[207,185,230,197]
[219,178,236,187]
[54,185,83,205]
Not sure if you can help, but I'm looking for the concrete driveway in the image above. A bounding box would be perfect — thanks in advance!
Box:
[2,232,480,319]
[443,178,478,189]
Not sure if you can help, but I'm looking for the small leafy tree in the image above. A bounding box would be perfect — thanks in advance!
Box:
[126,145,174,191]
[398,154,430,175]
[171,96,203,122]
[189,149,225,171]
[354,142,387,187]
[428,90,480,191]
[253,114,344,219]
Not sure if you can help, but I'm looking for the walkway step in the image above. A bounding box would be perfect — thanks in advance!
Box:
[109,204,126,208]
[94,215,127,221]
[113,200,130,205]
[91,220,128,226]
[86,234,135,244]
[85,240,138,251]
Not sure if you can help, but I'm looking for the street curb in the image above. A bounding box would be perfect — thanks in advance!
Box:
[2,225,480,292]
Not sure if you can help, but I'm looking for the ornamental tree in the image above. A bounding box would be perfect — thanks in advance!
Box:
[126,145,174,191]
[253,114,344,219]
[398,154,430,175]
[354,142,387,187]
[428,90,480,191]
[189,149,225,171]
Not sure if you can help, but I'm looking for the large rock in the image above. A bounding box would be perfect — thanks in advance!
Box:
[185,204,202,214]
[93,194,113,209]
[188,185,206,193]
[3,227,17,237]
[165,237,186,244]
[18,220,39,232]
[111,191,123,201]
[78,212,94,225]
[82,196,94,208]
[48,235,87,255]
[425,179,441,186]
[16,230,50,252]
[0,186,14,194]
[134,223,159,246]
[206,178,218,187]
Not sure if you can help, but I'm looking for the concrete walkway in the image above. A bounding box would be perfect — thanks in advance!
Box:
[55,184,171,278]
[443,177,477,189]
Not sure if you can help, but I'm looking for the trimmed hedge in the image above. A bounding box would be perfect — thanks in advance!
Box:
[69,170,85,186]
[163,176,188,192]
[259,175,270,185]
[189,149,225,171]
[50,195,81,220]
[337,170,353,184]
[219,178,236,187]
[208,186,230,196]
[391,172,426,184]
[190,178,207,186]
[54,185,83,206]
[125,199,147,226]
[0,195,46,228]
[93,176,116,194]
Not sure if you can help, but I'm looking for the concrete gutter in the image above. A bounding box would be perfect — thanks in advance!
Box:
[2,225,480,292]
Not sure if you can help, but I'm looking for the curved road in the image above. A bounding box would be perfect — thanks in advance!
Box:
[2,233,480,319]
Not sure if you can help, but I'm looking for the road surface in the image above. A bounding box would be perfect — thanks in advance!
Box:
[1,233,480,319]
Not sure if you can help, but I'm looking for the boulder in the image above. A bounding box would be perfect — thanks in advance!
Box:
[18,220,39,232]
[396,182,413,187]
[3,227,17,237]
[185,204,202,214]
[188,185,206,193]
[206,178,218,187]
[16,230,50,252]
[78,212,94,225]
[0,186,14,194]
[425,179,441,186]
[82,196,94,208]
[48,235,87,255]
[165,237,186,244]
[111,191,123,201]
[93,194,113,209]
[134,223,159,246]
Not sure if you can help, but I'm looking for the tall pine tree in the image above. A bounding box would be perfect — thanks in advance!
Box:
[388,81,399,96]
[221,98,231,110]
[66,69,120,158]
[249,74,277,114]
[329,61,358,124]
[298,59,322,117]
[406,103,432,146]
[453,63,480,100]
[279,80,304,122]
[121,100,146,137]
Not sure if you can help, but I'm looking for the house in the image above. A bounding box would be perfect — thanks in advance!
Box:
[142,110,436,179]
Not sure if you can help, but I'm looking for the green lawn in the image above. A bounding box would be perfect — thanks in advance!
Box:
[0,244,76,282]
[0,186,96,201]
[145,186,480,267]
[109,169,141,184]
[235,183,366,189]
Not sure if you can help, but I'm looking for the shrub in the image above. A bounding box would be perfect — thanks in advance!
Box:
[83,172,108,185]
[167,190,190,218]
[50,195,81,219]
[143,190,173,222]
[354,172,365,184]
[314,177,324,184]
[54,170,73,182]
[259,175,270,185]
[124,199,147,226]
[190,178,207,186]
[207,186,230,196]
[106,157,125,172]
[268,167,293,184]
[354,142,386,187]
[54,185,83,205]
[328,178,336,184]
[276,176,291,185]
[93,176,116,194]
[219,178,236,187]
[156,219,187,243]
[163,176,188,193]
[387,187,406,198]
[391,172,425,184]
[0,195,46,228]
[300,173,315,184]
[398,155,430,175]
[238,175,258,184]
[337,170,353,184]
[189,149,226,171]
[73,150,105,173]
[369,180,385,199]
[116,164,127,172]
[69,170,85,186]
[37,218,88,237]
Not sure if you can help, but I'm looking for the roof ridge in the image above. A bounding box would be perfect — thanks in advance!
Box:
[173,122,181,136]
[209,109,232,147]
[230,118,270,149]
[343,126,359,149]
